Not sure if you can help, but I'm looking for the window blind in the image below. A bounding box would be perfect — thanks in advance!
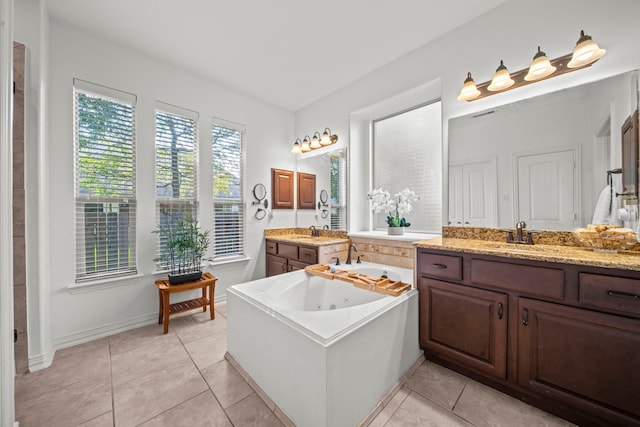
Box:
[331,151,348,230]
[372,101,442,233]
[74,83,137,281]
[212,121,245,259]
[155,105,199,269]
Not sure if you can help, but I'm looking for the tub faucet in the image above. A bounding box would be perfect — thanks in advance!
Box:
[309,225,318,237]
[346,244,358,265]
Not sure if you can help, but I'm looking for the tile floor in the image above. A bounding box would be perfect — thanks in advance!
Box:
[15,302,575,427]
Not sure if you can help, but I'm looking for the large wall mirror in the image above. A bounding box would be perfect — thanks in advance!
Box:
[295,147,348,230]
[448,70,639,231]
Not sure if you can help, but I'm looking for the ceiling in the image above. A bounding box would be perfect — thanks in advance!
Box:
[46,0,508,111]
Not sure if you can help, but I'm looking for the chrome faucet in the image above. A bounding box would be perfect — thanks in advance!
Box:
[346,244,358,265]
[309,225,319,237]
[507,221,534,245]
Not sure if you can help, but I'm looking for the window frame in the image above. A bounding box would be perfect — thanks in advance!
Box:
[154,102,200,271]
[211,118,246,261]
[73,79,138,282]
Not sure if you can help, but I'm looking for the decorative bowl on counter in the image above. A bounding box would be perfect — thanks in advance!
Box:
[574,225,637,253]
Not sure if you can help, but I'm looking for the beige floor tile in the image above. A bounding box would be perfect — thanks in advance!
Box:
[16,371,112,427]
[453,380,576,427]
[109,323,176,356]
[174,314,227,344]
[15,337,110,403]
[386,391,474,427]
[78,411,113,427]
[226,393,284,427]
[201,359,253,409]
[184,329,227,370]
[113,358,208,427]
[111,333,190,386]
[139,390,231,427]
[368,386,411,427]
[215,301,227,318]
[404,360,468,410]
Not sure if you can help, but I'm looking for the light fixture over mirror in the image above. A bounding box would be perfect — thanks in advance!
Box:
[458,30,606,102]
[488,60,515,91]
[292,128,338,154]
[524,47,556,81]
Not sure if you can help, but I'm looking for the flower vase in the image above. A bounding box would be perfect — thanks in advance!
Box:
[387,226,404,236]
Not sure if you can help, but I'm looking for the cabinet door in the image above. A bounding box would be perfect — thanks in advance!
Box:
[518,298,640,423]
[266,254,287,277]
[271,168,294,209]
[419,278,508,379]
[297,172,316,209]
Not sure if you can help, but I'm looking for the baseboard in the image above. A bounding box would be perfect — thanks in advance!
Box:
[28,349,55,372]
[52,312,157,351]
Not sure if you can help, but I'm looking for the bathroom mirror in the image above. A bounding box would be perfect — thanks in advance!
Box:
[253,183,267,201]
[295,147,348,230]
[448,70,639,231]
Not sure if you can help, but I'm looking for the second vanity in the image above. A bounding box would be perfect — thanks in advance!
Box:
[415,229,640,426]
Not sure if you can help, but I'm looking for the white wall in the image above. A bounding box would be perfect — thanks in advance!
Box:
[45,18,295,350]
[295,0,640,231]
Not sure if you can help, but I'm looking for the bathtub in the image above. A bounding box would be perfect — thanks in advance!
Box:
[227,262,421,427]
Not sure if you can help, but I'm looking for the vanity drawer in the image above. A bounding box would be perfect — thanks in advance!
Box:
[579,273,640,317]
[418,252,462,281]
[471,259,564,300]
[277,243,298,259]
[266,240,277,255]
[299,246,317,264]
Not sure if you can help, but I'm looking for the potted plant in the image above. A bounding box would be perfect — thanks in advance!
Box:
[368,188,419,235]
[153,216,211,284]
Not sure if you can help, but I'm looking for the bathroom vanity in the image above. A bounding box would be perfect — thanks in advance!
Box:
[265,228,350,277]
[415,235,640,426]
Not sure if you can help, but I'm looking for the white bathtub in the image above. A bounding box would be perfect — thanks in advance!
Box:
[227,262,421,427]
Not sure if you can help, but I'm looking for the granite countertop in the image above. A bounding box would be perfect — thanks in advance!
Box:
[265,234,350,246]
[414,237,640,271]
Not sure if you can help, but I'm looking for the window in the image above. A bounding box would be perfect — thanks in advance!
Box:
[330,150,347,229]
[372,101,442,233]
[212,120,245,259]
[74,80,137,281]
[155,104,199,269]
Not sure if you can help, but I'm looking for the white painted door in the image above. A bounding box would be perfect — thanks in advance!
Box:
[449,161,496,227]
[516,149,576,230]
[462,161,496,227]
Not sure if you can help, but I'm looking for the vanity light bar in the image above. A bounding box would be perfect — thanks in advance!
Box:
[292,127,338,154]
[458,30,606,102]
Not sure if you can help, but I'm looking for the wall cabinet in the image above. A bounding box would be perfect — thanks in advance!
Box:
[417,247,640,426]
[297,171,316,209]
[271,168,294,209]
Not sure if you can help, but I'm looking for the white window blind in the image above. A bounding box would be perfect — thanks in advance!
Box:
[155,104,199,269]
[74,80,137,282]
[372,101,442,233]
[331,151,347,230]
[212,121,245,259]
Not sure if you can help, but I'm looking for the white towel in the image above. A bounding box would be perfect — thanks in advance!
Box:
[591,185,621,225]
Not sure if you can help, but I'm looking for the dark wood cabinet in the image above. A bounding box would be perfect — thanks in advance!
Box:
[416,247,640,426]
[271,168,294,209]
[297,172,316,209]
[266,253,287,276]
[518,298,640,424]
[418,278,507,379]
[265,239,318,276]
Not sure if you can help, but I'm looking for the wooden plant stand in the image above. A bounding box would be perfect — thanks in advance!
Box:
[154,272,217,334]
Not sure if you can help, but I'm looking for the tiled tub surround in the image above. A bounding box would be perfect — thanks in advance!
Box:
[227,262,421,427]
[348,231,442,269]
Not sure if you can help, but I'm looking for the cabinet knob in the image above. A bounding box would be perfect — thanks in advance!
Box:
[431,263,447,269]
[497,303,504,319]
[522,308,529,326]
